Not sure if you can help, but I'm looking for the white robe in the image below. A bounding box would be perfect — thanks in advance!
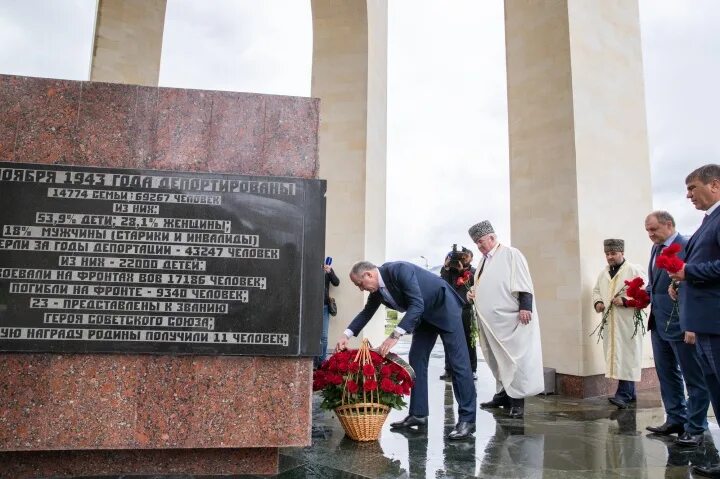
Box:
[591,261,646,381]
[472,244,544,398]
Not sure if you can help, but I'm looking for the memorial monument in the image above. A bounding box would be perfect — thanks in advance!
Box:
[0,74,324,477]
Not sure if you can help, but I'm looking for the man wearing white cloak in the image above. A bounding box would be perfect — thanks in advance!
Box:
[467,220,544,419]
[592,238,647,409]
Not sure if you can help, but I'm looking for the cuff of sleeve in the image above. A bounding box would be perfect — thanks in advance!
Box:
[343,329,354,339]
[394,327,406,336]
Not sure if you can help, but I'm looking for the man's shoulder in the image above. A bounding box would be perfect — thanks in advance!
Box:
[675,234,689,246]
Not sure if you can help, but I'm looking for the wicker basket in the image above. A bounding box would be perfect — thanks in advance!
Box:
[334,339,390,441]
[335,402,390,441]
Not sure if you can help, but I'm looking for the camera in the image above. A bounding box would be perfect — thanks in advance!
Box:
[446,244,470,271]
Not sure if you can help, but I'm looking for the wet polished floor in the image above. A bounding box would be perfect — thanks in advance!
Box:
[61,339,720,478]
[273,339,720,478]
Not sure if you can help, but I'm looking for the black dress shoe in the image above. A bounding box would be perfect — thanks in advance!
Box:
[508,406,524,418]
[480,390,510,409]
[447,421,475,440]
[608,397,628,409]
[645,422,684,435]
[390,415,427,429]
[693,465,720,478]
[439,372,452,380]
[675,431,704,447]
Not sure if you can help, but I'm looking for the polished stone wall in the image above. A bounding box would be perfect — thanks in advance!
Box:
[0,73,318,477]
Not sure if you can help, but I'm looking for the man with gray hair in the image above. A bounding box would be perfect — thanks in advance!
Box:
[466,220,544,419]
[644,210,708,447]
[335,260,477,440]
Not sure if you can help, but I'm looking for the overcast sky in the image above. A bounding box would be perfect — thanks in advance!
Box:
[0,0,718,268]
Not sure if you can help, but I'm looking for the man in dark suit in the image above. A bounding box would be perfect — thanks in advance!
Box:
[644,211,709,447]
[668,164,720,477]
[335,260,477,440]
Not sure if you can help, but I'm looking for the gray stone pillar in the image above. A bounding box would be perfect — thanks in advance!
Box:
[90,0,167,86]
[311,0,388,345]
[505,0,654,396]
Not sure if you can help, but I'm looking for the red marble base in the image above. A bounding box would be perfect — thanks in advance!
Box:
[0,448,278,478]
[556,367,659,398]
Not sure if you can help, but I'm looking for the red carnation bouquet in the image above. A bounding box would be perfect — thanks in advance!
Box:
[655,243,685,273]
[313,348,413,411]
[591,276,649,341]
[624,277,650,338]
[455,269,472,288]
[456,269,479,347]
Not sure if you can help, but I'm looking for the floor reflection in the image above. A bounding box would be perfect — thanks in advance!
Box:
[279,339,720,478]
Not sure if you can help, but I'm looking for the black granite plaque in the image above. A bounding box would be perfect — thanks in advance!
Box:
[0,162,326,356]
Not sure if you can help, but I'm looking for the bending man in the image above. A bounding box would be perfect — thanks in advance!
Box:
[335,261,477,440]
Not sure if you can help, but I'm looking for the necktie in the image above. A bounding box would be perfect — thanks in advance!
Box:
[651,243,662,272]
[702,214,710,225]
[380,287,402,311]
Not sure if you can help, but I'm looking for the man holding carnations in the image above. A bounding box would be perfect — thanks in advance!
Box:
[643,211,709,447]
[592,239,647,409]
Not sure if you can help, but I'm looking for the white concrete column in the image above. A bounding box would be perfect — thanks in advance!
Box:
[90,0,167,86]
[505,0,653,384]
[311,0,388,346]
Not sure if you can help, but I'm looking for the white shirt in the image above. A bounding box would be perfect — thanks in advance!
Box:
[344,270,406,339]
[706,200,720,218]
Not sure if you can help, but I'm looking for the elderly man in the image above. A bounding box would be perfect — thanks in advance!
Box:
[644,211,708,447]
[668,165,720,476]
[335,261,477,440]
[592,239,646,409]
[466,220,544,419]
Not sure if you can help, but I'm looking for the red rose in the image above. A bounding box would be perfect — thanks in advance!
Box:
[346,379,359,394]
[363,379,378,391]
[380,365,392,377]
[455,277,466,287]
[380,377,396,393]
[348,361,360,373]
[328,373,343,385]
[401,382,412,395]
[370,353,383,365]
[337,361,349,373]
[363,363,376,377]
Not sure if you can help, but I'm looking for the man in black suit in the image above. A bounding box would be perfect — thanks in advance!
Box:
[335,261,477,440]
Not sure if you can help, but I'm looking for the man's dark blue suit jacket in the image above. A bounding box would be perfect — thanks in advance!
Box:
[680,207,720,334]
[347,261,464,336]
[648,234,688,341]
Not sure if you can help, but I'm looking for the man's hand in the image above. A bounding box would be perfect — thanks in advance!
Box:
[323,264,332,273]
[335,335,349,352]
[668,283,678,301]
[379,336,399,357]
[519,309,532,325]
[466,289,475,303]
[685,331,696,345]
[595,302,605,313]
[611,297,624,307]
[669,265,686,282]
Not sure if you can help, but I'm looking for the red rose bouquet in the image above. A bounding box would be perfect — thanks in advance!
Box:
[655,243,684,273]
[313,347,413,411]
